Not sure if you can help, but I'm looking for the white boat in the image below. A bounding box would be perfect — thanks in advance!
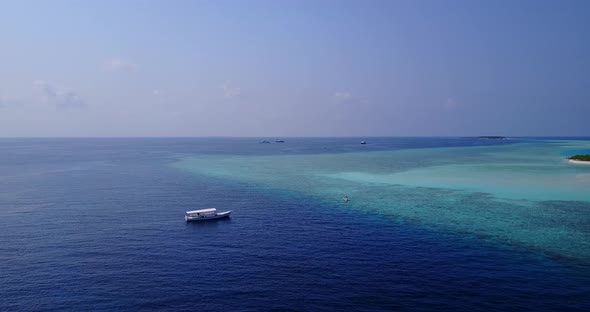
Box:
[185,208,232,222]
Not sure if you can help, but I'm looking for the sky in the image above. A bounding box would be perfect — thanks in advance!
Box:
[0,0,589,137]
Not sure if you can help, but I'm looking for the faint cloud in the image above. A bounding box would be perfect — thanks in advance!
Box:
[332,91,352,102]
[222,82,241,99]
[103,58,138,71]
[33,80,85,109]
[444,97,457,110]
[152,89,164,96]
[332,91,368,105]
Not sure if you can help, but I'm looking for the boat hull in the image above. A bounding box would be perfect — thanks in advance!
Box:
[185,211,232,222]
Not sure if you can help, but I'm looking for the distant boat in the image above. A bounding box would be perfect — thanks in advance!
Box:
[360,141,367,144]
[275,139,285,143]
[259,140,271,144]
[185,208,231,222]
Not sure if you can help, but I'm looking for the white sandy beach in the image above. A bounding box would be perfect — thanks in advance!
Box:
[568,159,590,165]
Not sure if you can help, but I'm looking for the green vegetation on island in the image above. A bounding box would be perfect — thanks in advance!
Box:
[568,155,590,162]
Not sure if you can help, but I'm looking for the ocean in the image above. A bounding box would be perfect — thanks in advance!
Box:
[1,137,590,311]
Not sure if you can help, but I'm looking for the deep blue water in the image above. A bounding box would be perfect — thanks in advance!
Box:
[1,138,590,311]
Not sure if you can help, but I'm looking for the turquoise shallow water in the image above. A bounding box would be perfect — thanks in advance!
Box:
[175,140,590,263]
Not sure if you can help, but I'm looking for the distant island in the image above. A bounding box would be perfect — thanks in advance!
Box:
[477,136,507,140]
[567,155,590,164]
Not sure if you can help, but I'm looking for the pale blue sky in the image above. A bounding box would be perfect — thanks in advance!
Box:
[0,0,588,137]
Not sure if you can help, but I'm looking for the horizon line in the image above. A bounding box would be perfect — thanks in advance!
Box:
[0,135,589,139]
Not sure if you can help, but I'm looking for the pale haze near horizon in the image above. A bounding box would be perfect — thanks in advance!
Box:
[0,0,588,137]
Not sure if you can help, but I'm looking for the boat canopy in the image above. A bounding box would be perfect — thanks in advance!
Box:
[186,208,217,214]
